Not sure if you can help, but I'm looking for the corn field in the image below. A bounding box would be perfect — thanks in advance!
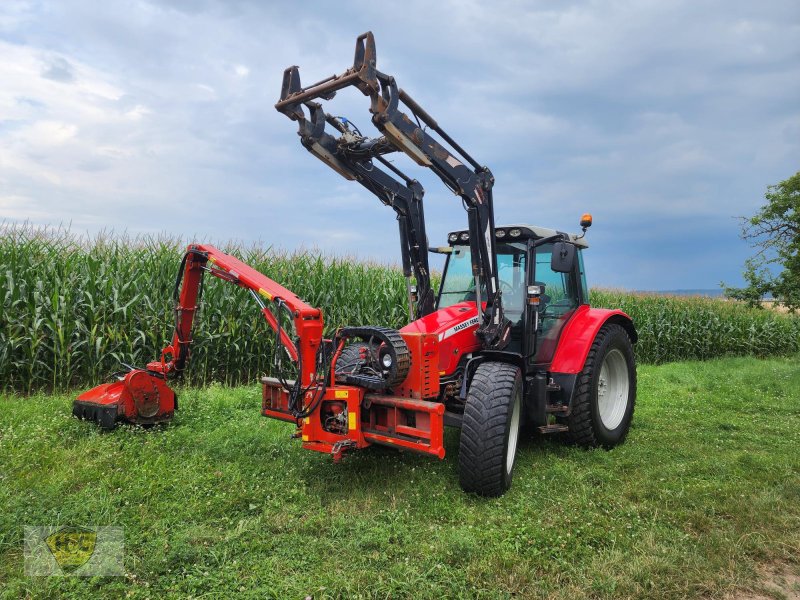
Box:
[1,224,798,393]
[1,225,408,392]
[591,289,799,364]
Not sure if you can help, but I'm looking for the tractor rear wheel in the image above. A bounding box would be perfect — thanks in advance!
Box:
[567,323,636,448]
[458,362,523,497]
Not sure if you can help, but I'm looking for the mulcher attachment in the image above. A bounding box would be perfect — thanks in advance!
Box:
[73,369,176,430]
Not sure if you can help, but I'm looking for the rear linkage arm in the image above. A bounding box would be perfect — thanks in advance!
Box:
[275,32,509,349]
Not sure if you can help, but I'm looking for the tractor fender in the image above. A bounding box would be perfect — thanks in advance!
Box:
[459,350,525,401]
[550,306,637,375]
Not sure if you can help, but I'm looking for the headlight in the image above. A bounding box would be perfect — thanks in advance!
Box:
[381,353,393,369]
[448,233,458,243]
[495,229,506,238]
[459,232,469,241]
[509,228,521,238]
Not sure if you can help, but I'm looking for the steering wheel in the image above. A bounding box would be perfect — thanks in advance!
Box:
[531,282,551,316]
[538,295,552,315]
[500,280,514,295]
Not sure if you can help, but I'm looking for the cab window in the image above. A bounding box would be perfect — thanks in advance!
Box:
[532,243,580,364]
[438,243,527,327]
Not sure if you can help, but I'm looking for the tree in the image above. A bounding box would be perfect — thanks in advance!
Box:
[724,171,800,312]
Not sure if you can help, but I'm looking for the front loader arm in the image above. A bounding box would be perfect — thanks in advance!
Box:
[275,32,509,349]
[371,82,507,348]
[279,91,435,319]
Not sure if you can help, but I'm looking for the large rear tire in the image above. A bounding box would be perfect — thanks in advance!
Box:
[568,323,636,448]
[458,362,523,497]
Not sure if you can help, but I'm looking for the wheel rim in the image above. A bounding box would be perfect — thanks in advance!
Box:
[597,348,630,430]
[506,387,521,475]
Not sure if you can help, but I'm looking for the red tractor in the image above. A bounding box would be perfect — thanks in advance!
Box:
[74,33,636,496]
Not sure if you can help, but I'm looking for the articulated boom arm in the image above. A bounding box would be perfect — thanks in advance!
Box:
[275,32,509,348]
[75,243,334,428]
[153,244,324,397]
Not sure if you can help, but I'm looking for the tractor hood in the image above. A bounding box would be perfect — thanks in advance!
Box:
[401,302,482,374]
[400,301,479,340]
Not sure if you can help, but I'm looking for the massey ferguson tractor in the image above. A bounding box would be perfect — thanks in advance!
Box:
[74,32,637,496]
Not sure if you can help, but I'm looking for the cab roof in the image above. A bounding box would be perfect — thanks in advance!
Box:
[447,224,589,249]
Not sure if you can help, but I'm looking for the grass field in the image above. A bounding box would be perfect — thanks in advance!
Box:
[1,355,798,599]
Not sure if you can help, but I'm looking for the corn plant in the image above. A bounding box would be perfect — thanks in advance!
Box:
[591,289,800,364]
[1,224,798,393]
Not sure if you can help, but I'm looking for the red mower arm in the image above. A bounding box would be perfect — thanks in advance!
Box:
[75,243,330,429]
[149,244,324,391]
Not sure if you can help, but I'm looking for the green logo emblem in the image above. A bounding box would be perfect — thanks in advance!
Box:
[44,526,97,573]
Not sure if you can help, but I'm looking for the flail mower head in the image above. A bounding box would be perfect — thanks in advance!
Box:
[73,369,176,430]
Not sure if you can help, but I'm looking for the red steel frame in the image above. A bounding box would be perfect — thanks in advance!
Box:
[150,244,322,384]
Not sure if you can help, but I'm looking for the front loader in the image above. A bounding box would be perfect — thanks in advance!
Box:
[75,32,637,496]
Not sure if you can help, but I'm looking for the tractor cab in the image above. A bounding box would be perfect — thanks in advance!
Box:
[438,224,589,365]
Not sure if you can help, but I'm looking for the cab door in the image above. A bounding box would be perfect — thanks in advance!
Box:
[530,243,583,365]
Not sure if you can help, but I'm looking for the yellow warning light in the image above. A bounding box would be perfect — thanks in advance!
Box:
[580,213,593,229]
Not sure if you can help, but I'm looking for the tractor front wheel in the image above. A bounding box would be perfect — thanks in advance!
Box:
[568,323,636,448]
[458,362,523,497]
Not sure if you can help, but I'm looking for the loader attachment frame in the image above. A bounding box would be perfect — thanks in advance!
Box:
[276,31,509,349]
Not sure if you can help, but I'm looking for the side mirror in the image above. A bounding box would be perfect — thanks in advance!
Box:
[551,241,576,273]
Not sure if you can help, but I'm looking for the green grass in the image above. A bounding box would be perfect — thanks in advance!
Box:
[2,224,799,394]
[1,355,798,599]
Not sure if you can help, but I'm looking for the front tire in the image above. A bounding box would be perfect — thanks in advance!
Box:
[568,323,636,448]
[458,362,523,497]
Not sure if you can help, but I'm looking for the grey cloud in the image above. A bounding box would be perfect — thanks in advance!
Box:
[0,0,798,290]
[41,56,75,82]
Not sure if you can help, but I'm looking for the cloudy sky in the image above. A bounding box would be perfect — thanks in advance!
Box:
[1,0,798,290]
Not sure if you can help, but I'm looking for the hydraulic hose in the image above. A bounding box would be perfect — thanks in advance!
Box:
[272,299,331,420]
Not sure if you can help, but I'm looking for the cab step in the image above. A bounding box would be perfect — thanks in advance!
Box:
[537,423,570,434]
